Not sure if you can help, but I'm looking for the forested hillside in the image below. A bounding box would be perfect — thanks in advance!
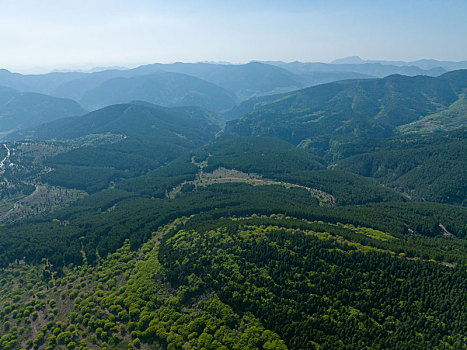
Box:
[5,102,221,193]
[226,70,467,144]
[7,102,220,142]
[335,130,467,205]
[1,131,466,270]
[223,72,467,207]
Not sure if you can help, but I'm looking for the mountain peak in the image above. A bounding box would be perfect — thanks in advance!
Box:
[331,56,365,64]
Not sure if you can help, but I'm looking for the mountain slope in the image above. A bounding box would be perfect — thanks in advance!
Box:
[334,129,467,205]
[0,87,86,133]
[398,93,467,133]
[222,93,289,120]
[226,70,467,145]
[6,102,221,193]
[79,72,237,112]
[190,134,406,205]
[8,102,220,142]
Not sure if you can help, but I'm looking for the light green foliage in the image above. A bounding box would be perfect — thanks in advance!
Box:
[398,93,467,133]
[161,216,467,349]
[1,215,466,349]
[340,223,396,241]
[0,219,288,349]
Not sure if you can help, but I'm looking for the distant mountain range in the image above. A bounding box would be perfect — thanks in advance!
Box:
[331,56,467,71]
[0,62,304,104]
[0,86,86,133]
[0,59,465,138]
[1,58,463,112]
[132,62,303,101]
[266,61,446,77]
[78,72,237,112]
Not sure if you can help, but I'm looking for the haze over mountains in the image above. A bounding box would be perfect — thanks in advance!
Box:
[331,56,467,71]
[0,57,466,137]
[79,72,237,112]
[267,60,446,78]
[0,86,85,133]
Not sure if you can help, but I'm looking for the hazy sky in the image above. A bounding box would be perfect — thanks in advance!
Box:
[1,0,466,73]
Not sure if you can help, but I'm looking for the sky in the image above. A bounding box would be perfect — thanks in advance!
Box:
[0,0,466,73]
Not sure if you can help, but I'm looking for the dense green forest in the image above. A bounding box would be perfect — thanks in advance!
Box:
[0,216,465,349]
[226,70,467,143]
[215,128,467,206]
[1,129,466,267]
[7,102,221,142]
[1,144,466,269]
[335,134,467,205]
[161,217,466,349]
